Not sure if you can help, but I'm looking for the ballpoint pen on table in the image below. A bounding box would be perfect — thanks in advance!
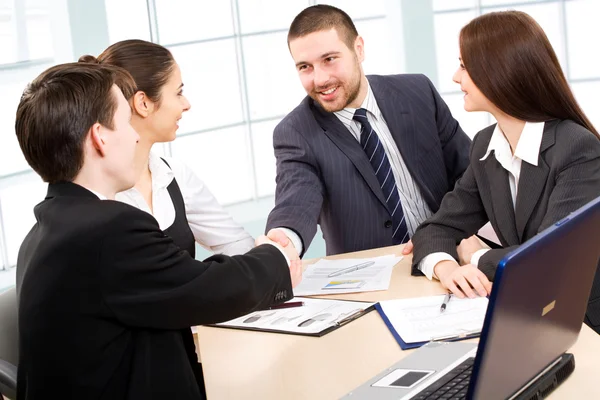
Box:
[327,261,376,278]
[440,293,452,313]
[268,301,305,310]
[430,329,481,342]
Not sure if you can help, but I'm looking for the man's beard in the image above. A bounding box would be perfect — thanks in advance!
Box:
[311,66,362,112]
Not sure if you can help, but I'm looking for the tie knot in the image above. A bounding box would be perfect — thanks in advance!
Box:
[353,108,368,122]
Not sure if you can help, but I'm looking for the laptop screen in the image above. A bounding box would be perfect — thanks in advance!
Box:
[468,196,600,399]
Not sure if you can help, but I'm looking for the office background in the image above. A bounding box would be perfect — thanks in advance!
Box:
[0,0,599,291]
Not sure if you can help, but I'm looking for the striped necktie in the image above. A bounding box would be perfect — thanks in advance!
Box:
[353,108,409,244]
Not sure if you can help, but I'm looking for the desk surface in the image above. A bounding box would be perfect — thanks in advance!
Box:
[195,245,599,399]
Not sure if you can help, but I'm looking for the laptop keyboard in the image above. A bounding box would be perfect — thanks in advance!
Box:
[412,357,474,400]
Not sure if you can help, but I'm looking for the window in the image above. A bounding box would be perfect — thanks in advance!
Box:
[105,0,151,43]
[154,0,233,45]
[0,0,53,65]
[171,126,254,205]
[0,0,59,271]
[565,0,600,81]
[170,39,245,133]
[0,178,46,267]
[242,32,305,120]
[251,119,280,197]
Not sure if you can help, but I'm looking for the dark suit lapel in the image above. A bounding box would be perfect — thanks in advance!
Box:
[482,154,520,245]
[515,122,556,241]
[310,100,389,210]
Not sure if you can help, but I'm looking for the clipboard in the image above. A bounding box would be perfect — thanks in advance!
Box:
[206,297,376,337]
[375,296,487,350]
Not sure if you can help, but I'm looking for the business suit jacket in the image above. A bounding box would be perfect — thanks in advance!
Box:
[411,119,600,281]
[266,74,471,256]
[16,182,292,400]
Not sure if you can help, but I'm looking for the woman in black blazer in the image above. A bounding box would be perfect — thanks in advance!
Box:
[411,11,600,303]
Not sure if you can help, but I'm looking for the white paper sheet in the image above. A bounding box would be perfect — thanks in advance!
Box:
[293,255,402,296]
[378,295,489,344]
[215,297,374,335]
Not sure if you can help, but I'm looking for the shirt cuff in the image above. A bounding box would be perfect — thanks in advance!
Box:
[275,227,303,255]
[470,249,490,267]
[418,252,456,280]
[262,243,290,267]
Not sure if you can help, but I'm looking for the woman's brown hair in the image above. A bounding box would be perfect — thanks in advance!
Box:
[79,39,175,106]
[460,11,599,138]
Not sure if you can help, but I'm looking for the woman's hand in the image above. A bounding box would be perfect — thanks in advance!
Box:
[434,260,492,298]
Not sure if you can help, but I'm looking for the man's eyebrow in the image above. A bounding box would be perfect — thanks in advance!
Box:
[295,52,341,67]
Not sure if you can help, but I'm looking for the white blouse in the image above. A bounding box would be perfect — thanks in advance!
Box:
[116,152,255,256]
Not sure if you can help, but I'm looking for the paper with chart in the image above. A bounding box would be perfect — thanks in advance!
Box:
[293,255,402,296]
[378,295,489,344]
[214,297,375,335]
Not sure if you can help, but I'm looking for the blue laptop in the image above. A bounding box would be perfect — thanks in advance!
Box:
[342,195,600,400]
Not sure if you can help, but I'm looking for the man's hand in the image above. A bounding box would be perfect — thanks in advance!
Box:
[264,228,291,247]
[434,260,492,299]
[457,235,488,266]
[256,232,303,288]
[401,240,413,255]
[289,259,303,288]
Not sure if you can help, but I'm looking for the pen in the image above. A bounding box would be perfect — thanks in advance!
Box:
[430,329,481,342]
[268,301,305,310]
[334,309,366,326]
[327,261,376,278]
[440,293,452,313]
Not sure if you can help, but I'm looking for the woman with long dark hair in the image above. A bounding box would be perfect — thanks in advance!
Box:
[411,11,600,301]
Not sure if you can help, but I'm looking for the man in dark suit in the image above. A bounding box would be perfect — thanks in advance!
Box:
[14,63,301,400]
[265,5,471,257]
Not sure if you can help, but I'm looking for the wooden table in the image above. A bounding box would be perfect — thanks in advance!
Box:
[195,245,599,399]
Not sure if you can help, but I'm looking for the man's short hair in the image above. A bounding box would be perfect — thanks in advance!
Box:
[287,5,359,49]
[15,62,136,183]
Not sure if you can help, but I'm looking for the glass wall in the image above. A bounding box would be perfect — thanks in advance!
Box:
[0,0,395,272]
[1,0,599,275]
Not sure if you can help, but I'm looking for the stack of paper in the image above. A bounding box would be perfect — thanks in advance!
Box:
[293,255,403,296]
[376,295,489,349]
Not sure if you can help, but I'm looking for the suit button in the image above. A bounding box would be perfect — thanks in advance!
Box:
[384,220,393,228]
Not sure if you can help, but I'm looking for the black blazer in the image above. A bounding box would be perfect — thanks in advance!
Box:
[411,119,600,279]
[266,74,471,256]
[16,182,292,400]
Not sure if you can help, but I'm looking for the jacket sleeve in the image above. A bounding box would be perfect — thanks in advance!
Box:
[266,121,324,257]
[411,138,488,275]
[425,76,471,189]
[99,208,293,329]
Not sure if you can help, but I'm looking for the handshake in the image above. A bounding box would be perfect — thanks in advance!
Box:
[255,229,303,288]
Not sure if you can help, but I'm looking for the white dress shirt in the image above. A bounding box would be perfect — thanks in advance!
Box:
[116,152,255,257]
[419,121,546,280]
[279,83,433,254]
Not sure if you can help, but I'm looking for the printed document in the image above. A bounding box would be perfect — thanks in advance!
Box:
[378,295,489,344]
[293,255,402,296]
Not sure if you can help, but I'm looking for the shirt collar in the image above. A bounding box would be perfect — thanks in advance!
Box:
[334,82,383,125]
[480,121,545,166]
[148,151,175,189]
